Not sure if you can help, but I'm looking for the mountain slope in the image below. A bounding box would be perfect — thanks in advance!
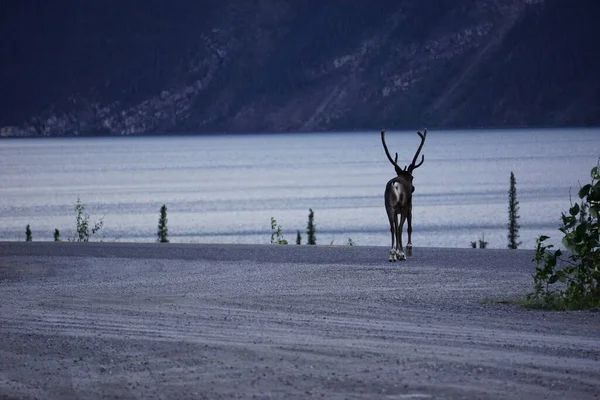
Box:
[1,0,598,137]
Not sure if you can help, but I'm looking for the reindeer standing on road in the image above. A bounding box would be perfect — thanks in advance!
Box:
[381,129,427,261]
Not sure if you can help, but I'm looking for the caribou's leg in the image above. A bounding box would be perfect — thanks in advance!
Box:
[397,212,407,261]
[386,207,397,261]
[406,209,413,248]
[406,209,413,256]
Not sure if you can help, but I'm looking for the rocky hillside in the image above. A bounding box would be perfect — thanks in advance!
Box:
[1,0,598,137]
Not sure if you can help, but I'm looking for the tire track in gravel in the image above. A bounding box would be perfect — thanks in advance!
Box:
[2,302,599,381]
[3,300,599,351]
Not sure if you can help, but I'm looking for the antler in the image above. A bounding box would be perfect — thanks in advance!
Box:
[381,129,403,175]
[407,128,427,173]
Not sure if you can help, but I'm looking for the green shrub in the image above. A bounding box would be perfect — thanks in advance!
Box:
[71,197,103,242]
[270,217,288,245]
[54,229,61,242]
[527,163,600,310]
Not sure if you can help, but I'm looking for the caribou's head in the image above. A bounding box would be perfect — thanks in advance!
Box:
[381,128,427,192]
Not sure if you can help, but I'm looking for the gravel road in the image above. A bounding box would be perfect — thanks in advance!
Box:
[0,242,599,399]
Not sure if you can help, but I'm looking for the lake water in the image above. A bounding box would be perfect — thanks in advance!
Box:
[1,129,599,249]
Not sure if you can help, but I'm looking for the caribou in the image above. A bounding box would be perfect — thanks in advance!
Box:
[381,128,427,261]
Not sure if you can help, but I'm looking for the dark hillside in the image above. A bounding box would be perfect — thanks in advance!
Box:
[1,0,598,137]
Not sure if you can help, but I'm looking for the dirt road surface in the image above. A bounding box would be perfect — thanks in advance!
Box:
[1,242,599,399]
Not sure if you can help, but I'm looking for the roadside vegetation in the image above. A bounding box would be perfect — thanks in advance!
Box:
[70,197,104,242]
[157,204,169,243]
[25,224,32,241]
[507,171,521,249]
[270,210,329,246]
[307,209,316,245]
[21,200,335,246]
[470,233,488,249]
[270,217,288,245]
[525,162,600,310]
[471,171,520,250]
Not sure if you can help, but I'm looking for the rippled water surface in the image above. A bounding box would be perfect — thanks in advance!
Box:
[1,129,599,248]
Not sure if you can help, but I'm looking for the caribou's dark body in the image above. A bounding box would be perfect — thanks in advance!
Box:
[384,175,413,260]
[381,129,427,261]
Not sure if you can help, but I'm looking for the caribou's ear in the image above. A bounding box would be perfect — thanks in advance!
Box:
[411,185,415,193]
